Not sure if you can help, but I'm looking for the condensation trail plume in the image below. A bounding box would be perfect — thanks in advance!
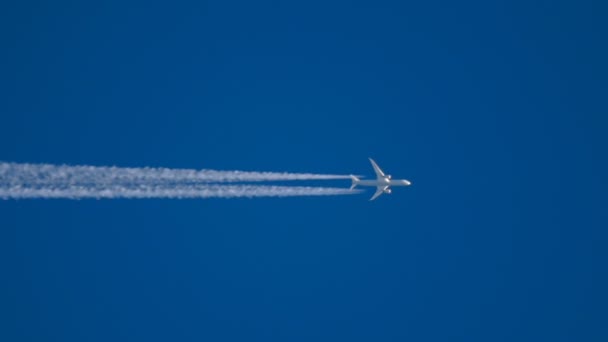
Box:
[0,162,353,186]
[0,162,359,200]
[0,185,359,199]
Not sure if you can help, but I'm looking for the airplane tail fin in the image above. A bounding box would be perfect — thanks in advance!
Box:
[349,175,360,190]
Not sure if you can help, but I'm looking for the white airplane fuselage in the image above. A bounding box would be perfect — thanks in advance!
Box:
[354,179,411,187]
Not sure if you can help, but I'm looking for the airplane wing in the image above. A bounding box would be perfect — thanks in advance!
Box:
[370,186,388,201]
[369,158,386,180]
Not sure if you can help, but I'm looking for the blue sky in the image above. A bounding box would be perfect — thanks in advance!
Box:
[1,1,607,341]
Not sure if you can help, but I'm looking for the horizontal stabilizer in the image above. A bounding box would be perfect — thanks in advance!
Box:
[349,175,360,190]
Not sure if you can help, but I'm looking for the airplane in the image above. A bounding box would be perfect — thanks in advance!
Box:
[350,158,412,201]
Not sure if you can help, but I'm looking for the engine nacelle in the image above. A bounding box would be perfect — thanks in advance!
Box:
[386,175,392,180]
[383,188,392,194]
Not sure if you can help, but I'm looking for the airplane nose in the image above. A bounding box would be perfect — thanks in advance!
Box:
[405,180,411,186]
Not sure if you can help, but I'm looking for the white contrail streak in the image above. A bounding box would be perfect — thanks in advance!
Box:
[0,184,359,199]
[0,162,353,185]
[0,162,359,200]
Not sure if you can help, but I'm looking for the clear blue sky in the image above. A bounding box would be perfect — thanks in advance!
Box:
[1,1,607,341]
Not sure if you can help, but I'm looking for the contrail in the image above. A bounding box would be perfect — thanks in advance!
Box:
[0,162,359,199]
[0,184,359,199]
[0,162,353,186]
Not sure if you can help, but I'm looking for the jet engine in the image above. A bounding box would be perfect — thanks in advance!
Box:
[383,188,392,194]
